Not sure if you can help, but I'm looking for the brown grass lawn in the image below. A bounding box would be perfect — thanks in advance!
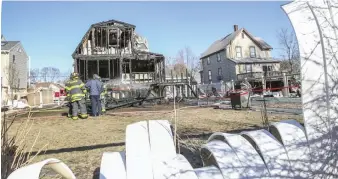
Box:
[7,105,303,179]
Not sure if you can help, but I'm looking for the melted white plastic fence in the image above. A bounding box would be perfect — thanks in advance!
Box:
[7,158,76,179]
[99,152,126,179]
[6,0,338,178]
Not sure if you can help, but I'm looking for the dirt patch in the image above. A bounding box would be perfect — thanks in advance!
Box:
[265,103,303,109]
[7,106,303,179]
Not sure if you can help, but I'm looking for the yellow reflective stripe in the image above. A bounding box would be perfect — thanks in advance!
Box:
[72,93,85,97]
[69,84,84,90]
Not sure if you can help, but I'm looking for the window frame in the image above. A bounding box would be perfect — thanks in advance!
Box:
[245,64,252,73]
[263,65,272,72]
[217,53,221,62]
[12,55,16,63]
[235,46,242,58]
[218,67,222,76]
[250,46,256,58]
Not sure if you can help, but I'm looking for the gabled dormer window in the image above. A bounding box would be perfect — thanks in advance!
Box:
[250,46,256,58]
[235,46,242,58]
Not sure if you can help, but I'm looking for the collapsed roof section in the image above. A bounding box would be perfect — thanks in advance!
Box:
[72,19,156,60]
[72,19,166,84]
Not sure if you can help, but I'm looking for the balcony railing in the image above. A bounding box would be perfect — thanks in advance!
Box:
[237,71,283,81]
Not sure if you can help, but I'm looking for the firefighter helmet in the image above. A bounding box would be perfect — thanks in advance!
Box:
[71,72,79,79]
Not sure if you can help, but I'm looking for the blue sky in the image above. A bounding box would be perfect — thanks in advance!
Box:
[2,1,293,73]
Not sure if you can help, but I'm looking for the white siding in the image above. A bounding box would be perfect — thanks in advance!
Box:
[227,31,271,59]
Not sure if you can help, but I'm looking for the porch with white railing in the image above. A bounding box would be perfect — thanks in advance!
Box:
[237,71,283,81]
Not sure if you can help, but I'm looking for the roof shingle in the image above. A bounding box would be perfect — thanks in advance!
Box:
[201,28,272,58]
[1,41,20,51]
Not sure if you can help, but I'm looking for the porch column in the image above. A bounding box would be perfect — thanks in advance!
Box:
[231,79,235,91]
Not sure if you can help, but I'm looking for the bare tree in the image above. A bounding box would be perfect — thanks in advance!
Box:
[29,68,40,84]
[277,28,300,73]
[39,67,61,82]
[40,67,49,82]
[166,47,201,80]
[173,49,187,75]
[49,67,60,82]
[184,46,201,79]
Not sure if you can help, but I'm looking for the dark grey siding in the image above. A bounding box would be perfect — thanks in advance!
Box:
[201,50,237,84]
[9,43,28,89]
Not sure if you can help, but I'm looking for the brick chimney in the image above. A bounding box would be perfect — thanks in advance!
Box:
[234,25,238,32]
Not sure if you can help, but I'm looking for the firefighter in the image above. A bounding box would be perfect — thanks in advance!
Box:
[100,79,107,114]
[85,74,103,117]
[65,72,88,120]
[65,74,73,119]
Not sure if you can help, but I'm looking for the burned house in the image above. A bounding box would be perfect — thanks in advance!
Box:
[72,19,166,84]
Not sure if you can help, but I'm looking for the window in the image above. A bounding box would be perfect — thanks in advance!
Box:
[246,64,252,73]
[250,46,256,58]
[242,32,245,39]
[208,70,212,81]
[235,46,242,58]
[12,55,16,63]
[262,65,272,72]
[108,29,118,46]
[240,64,246,73]
[218,68,222,76]
[207,57,210,65]
[217,53,221,62]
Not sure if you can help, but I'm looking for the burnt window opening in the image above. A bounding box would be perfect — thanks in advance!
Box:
[95,28,103,47]
[131,60,155,73]
[87,61,98,78]
[109,29,118,46]
[99,61,109,78]
[122,63,130,73]
[120,29,131,48]
[102,28,107,46]
[95,29,99,47]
